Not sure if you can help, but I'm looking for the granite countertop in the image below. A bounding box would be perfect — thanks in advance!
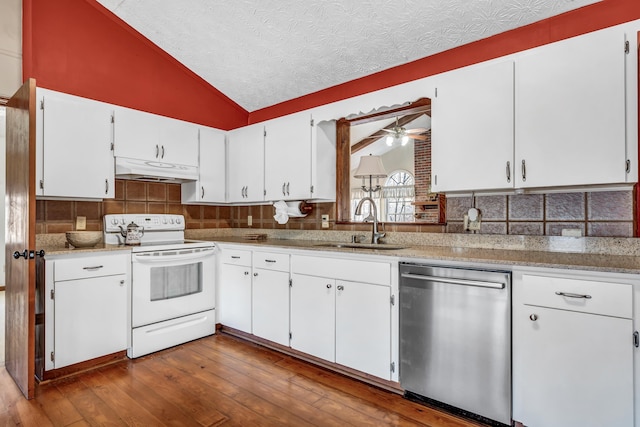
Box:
[36,233,640,274]
[207,237,640,274]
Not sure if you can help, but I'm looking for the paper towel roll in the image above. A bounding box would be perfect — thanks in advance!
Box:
[273,200,308,225]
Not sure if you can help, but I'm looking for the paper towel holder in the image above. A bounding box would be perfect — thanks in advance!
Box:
[272,200,313,217]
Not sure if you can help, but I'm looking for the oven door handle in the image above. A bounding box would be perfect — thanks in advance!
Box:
[132,249,215,265]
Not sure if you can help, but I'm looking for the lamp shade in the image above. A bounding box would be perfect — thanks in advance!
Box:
[354,154,388,178]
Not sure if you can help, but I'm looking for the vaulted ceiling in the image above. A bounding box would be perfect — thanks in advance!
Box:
[95,0,600,112]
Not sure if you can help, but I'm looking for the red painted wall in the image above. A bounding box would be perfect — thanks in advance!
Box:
[249,0,640,124]
[22,0,248,130]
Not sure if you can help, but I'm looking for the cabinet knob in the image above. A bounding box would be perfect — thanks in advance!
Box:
[120,280,125,286]
[529,314,538,321]
[244,271,249,276]
[326,284,332,289]
[253,273,258,277]
[337,285,344,291]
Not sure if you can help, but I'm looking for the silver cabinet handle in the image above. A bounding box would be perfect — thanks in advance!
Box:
[105,179,109,194]
[286,182,290,195]
[161,145,165,159]
[265,259,277,263]
[506,161,511,183]
[555,291,592,299]
[282,182,286,196]
[201,186,205,199]
[119,280,125,286]
[529,314,538,321]
[244,271,249,275]
[253,272,258,277]
[326,284,332,289]
[155,144,159,158]
[231,256,240,259]
[521,159,526,182]
[83,265,104,271]
[337,285,344,291]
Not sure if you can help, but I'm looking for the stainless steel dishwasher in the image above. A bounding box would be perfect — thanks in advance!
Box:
[399,262,511,426]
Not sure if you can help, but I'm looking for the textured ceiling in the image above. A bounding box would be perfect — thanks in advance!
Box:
[96,0,601,112]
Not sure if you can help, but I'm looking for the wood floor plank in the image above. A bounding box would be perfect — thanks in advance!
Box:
[191,339,325,406]
[54,376,128,426]
[158,347,319,426]
[120,356,233,427]
[137,352,277,427]
[0,334,486,427]
[178,341,351,427]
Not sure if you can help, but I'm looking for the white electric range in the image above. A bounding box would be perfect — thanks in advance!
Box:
[104,214,216,358]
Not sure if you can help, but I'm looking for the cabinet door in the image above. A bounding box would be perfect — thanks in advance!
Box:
[335,280,391,380]
[264,112,312,201]
[113,107,160,161]
[290,274,335,361]
[227,124,264,203]
[39,89,115,198]
[218,263,252,333]
[54,275,127,368]
[252,268,290,346]
[182,127,226,203]
[431,60,514,193]
[515,27,627,188]
[157,117,199,166]
[513,306,633,427]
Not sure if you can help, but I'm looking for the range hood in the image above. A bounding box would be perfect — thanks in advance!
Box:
[115,157,198,183]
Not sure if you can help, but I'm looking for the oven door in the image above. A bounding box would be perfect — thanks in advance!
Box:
[131,246,215,328]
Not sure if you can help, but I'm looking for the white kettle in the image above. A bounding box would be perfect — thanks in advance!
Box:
[119,221,145,245]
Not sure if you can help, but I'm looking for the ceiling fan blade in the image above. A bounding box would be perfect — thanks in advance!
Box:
[410,134,429,141]
[405,128,429,134]
[381,129,395,133]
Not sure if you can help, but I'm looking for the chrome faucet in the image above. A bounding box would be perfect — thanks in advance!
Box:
[354,197,385,244]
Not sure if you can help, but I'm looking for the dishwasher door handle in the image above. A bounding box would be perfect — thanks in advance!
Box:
[400,273,505,289]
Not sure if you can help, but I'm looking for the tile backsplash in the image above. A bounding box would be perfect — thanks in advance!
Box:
[446,190,635,237]
[36,181,636,238]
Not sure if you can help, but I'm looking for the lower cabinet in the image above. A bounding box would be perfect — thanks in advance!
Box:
[252,251,291,346]
[512,269,635,427]
[44,252,129,372]
[218,249,253,333]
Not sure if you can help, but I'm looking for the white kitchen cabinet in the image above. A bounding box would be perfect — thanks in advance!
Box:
[264,112,312,201]
[335,280,391,379]
[182,127,226,203]
[218,249,253,332]
[44,252,129,371]
[227,123,265,203]
[113,106,198,167]
[36,88,115,199]
[290,254,395,380]
[512,270,634,427]
[514,26,628,188]
[251,251,290,346]
[310,119,336,201]
[431,60,515,193]
[290,273,336,361]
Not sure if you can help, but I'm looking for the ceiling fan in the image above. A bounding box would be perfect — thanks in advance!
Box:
[382,116,429,146]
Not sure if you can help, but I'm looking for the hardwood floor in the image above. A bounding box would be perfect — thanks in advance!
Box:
[0,333,486,426]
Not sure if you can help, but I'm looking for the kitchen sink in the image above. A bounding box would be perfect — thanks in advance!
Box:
[314,242,408,250]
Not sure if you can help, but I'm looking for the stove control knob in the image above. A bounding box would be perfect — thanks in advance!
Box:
[111,218,118,225]
[170,218,175,224]
[176,217,182,224]
[162,218,168,224]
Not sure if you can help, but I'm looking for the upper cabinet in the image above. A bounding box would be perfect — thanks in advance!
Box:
[113,106,199,167]
[264,112,313,201]
[182,127,226,204]
[431,60,515,193]
[514,27,628,188]
[431,26,631,194]
[227,123,265,203]
[36,88,115,199]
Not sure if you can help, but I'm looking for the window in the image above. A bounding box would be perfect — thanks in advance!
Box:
[351,170,415,222]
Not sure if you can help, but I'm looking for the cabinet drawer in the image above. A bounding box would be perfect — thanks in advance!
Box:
[253,251,289,272]
[291,255,391,286]
[54,253,128,282]
[522,274,632,318]
[219,249,252,266]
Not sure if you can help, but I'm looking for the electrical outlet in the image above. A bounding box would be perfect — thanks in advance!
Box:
[76,216,86,230]
[463,209,482,231]
[247,215,252,226]
[321,214,329,229]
